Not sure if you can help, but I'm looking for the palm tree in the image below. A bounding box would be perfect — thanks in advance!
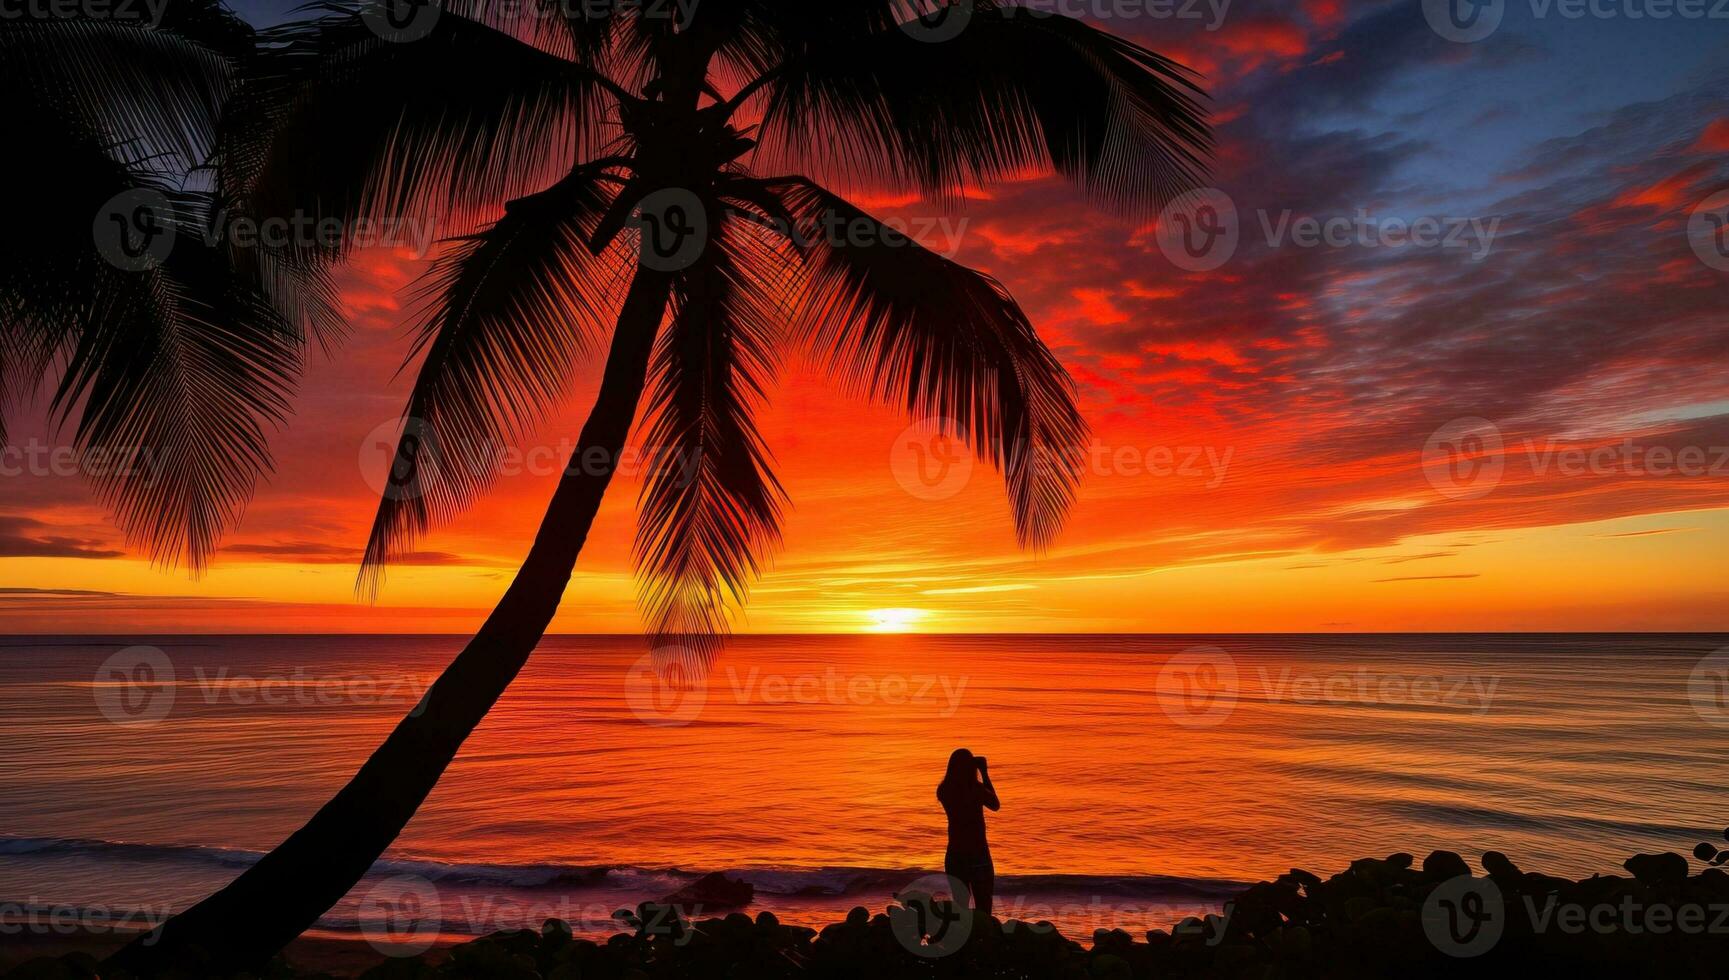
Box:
[0,1,337,573]
[109,0,1210,971]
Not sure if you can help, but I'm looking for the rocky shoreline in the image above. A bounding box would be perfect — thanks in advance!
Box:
[9,849,1729,977]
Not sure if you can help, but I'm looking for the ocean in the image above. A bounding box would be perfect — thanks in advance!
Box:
[2,633,1726,948]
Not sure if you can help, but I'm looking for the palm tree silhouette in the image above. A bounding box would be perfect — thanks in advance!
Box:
[103,0,1211,971]
[2,0,338,562]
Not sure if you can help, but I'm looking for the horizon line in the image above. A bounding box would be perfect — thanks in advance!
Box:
[3,629,1727,639]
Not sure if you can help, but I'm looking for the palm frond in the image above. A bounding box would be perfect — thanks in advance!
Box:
[635,214,787,655]
[764,177,1087,548]
[227,243,348,354]
[0,101,129,345]
[50,191,303,572]
[359,164,628,591]
[755,3,1211,215]
[1,3,324,570]
[0,9,240,174]
[226,1,615,256]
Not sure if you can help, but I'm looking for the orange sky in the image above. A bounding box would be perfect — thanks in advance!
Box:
[4,3,1728,634]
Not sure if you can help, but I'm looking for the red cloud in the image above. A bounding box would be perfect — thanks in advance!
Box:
[1691,118,1729,154]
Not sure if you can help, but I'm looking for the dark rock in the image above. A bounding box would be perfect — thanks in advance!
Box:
[1422,849,1471,880]
[1624,851,1689,887]
[39,846,1729,980]
[1481,850,1522,880]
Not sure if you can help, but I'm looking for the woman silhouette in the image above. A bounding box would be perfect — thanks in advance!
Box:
[937,748,1000,916]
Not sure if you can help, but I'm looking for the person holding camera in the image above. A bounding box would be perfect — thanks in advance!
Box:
[936,747,1000,916]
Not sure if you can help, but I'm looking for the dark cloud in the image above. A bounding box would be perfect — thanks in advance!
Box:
[0,516,124,559]
[1373,573,1480,582]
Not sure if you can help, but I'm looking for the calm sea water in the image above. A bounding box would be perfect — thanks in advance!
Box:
[2,634,1726,945]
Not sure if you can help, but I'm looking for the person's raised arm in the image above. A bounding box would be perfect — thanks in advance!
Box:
[977,758,1001,811]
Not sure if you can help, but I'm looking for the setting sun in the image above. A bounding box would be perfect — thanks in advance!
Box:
[865,608,929,632]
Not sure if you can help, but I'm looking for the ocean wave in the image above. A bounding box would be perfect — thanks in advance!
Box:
[0,835,1246,901]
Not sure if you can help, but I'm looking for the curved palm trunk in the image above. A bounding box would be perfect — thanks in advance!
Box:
[109,267,675,976]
